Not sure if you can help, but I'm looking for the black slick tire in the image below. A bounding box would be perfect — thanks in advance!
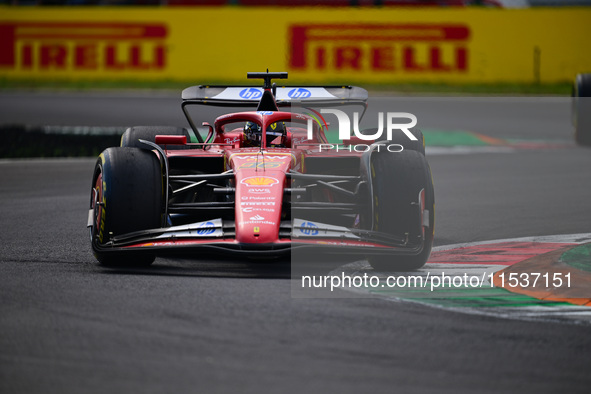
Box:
[367,150,434,271]
[90,147,163,267]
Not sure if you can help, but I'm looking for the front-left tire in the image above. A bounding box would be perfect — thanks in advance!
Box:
[366,150,435,271]
[90,147,163,266]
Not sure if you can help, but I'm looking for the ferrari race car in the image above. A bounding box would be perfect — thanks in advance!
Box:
[88,72,434,271]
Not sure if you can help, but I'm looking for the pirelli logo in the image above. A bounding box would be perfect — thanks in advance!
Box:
[289,24,470,73]
[0,22,167,71]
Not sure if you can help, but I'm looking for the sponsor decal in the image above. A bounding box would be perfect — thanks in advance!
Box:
[196,221,216,235]
[241,221,276,226]
[214,88,265,100]
[275,87,336,100]
[0,22,167,72]
[288,88,312,98]
[257,111,274,115]
[293,218,359,240]
[230,153,297,167]
[291,136,310,145]
[241,207,275,213]
[241,201,276,206]
[242,196,276,201]
[241,176,279,187]
[299,221,319,236]
[232,154,294,161]
[224,136,241,144]
[289,23,469,74]
[250,214,265,221]
[238,161,283,169]
[239,88,263,99]
[248,188,272,194]
[151,219,223,239]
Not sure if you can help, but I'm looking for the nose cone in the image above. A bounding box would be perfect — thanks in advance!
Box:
[235,174,283,243]
[231,153,293,244]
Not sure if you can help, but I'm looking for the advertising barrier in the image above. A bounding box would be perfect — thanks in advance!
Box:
[1,6,589,83]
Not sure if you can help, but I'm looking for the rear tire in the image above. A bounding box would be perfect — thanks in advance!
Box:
[90,147,163,267]
[121,126,191,149]
[367,150,434,271]
[573,74,591,146]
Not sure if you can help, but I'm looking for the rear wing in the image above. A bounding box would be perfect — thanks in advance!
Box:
[181,85,369,107]
[181,72,368,142]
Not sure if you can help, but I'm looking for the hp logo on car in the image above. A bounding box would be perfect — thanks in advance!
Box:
[239,88,263,99]
[300,221,319,236]
[288,88,312,99]
[196,221,216,235]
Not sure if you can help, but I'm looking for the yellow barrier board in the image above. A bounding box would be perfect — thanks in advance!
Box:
[1,7,590,83]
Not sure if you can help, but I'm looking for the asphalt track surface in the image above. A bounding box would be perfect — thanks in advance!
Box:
[1,92,591,393]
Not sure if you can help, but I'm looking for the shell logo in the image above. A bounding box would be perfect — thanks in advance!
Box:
[241,176,279,187]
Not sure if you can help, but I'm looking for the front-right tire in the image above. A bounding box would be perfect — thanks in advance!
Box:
[367,149,434,271]
[90,147,163,267]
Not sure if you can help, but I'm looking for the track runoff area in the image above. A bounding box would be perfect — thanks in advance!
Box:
[294,131,589,323]
[295,234,591,324]
[291,100,589,323]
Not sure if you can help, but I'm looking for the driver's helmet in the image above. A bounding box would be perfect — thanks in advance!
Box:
[244,121,286,147]
[266,121,286,146]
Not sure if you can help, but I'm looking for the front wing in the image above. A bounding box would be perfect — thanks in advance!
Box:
[90,219,427,259]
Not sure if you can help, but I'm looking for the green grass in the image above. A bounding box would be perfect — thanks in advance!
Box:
[560,243,591,273]
[0,78,573,95]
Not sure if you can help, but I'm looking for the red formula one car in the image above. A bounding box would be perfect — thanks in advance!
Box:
[88,72,434,271]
